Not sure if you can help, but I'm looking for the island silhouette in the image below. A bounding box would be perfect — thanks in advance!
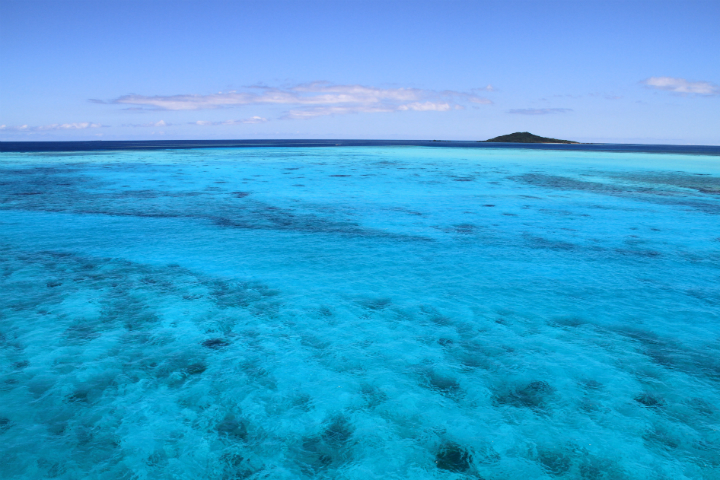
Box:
[484,132,579,144]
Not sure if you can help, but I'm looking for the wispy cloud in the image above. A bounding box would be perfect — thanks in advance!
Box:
[282,106,393,119]
[123,120,171,127]
[398,102,452,111]
[641,77,719,95]
[192,117,267,126]
[0,122,105,132]
[507,108,573,115]
[280,101,455,120]
[95,82,493,119]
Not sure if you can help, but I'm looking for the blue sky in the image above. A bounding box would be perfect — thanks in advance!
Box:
[1,0,718,144]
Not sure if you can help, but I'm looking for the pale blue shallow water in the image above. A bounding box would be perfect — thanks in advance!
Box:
[0,145,719,479]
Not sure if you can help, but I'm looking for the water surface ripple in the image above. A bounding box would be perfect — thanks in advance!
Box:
[1,146,719,479]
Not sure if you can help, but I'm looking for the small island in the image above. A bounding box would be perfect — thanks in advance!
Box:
[484,132,579,144]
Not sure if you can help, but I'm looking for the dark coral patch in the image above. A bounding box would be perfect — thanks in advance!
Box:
[435,442,472,472]
[635,393,663,408]
[687,397,714,415]
[296,416,354,474]
[580,379,603,390]
[202,338,230,349]
[494,381,555,409]
[67,390,90,403]
[221,453,258,479]
[359,298,392,310]
[186,363,207,375]
[322,416,353,448]
[13,360,30,369]
[426,372,462,396]
[538,450,572,476]
[550,317,587,328]
[452,224,476,234]
[64,324,101,344]
[216,415,248,441]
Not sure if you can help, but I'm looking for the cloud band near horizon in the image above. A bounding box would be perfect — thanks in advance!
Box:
[642,77,719,95]
[507,108,573,115]
[0,122,105,132]
[91,82,492,119]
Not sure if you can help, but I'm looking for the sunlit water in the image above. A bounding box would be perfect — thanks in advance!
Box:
[1,145,719,479]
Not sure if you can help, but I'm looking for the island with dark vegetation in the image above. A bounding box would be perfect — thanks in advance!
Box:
[484,132,579,144]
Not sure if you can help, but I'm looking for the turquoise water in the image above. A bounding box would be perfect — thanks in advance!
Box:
[0,145,719,479]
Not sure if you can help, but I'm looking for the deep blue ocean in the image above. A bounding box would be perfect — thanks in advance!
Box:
[1,142,719,479]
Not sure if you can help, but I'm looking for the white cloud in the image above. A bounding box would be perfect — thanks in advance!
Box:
[123,120,171,127]
[290,82,420,103]
[397,102,452,111]
[641,77,719,95]
[282,106,397,120]
[507,108,573,115]
[192,116,267,126]
[98,82,493,119]
[0,122,104,132]
[281,101,454,120]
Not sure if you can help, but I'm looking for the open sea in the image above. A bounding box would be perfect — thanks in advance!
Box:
[0,141,719,479]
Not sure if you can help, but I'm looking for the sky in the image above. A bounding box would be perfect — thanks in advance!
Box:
[0,0,718,144]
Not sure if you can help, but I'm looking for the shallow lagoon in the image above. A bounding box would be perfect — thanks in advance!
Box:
[1,145,719,479]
